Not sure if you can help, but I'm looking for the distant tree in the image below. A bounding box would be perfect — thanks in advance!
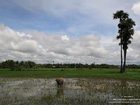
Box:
[19,61,36,69]
[27,61,36,68]
[2,60,16,70]
[113,10,135,73]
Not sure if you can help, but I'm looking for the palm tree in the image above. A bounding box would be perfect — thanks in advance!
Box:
[113,10,128,72]
[113,10,135,73]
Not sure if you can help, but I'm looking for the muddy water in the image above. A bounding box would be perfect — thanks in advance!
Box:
[0,78,140,105]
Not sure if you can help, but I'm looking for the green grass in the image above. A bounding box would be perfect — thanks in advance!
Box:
[0,68,140,80]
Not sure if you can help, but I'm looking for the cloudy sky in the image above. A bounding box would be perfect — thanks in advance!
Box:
[0,0,140,64]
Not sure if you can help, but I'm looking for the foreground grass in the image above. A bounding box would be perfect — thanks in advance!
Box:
[0,68,140,80]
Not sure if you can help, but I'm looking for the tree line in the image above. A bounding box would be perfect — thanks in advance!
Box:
[0,60,140,70]
[0,60,36,70]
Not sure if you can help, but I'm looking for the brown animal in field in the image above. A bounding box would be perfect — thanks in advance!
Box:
[56,78,64,88]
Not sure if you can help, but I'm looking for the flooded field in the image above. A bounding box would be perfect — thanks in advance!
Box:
[0,78,140,105]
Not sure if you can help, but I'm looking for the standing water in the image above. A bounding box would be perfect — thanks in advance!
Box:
[0,78,140,105]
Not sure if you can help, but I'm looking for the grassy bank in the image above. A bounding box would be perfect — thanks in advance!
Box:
[0,68,140,80]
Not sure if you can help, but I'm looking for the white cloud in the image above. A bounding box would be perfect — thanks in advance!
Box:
[1,24,140,64]
[132,2,140,15]
[0,24,47,62]
[61,35,69,41]
[0,24,112,64]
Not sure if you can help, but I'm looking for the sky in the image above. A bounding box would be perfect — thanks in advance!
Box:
[0,0,140,64]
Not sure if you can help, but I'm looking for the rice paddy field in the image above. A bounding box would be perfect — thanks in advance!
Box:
[0,68,140,105]
[0,68,140,80]
[0,78,140,105]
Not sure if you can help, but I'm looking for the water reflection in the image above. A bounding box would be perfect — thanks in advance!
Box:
[0,78,140,105]
[56,88,64,97]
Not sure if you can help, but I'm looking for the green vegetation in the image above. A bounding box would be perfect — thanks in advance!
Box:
[0,60,140,80]
[0,68,140,80]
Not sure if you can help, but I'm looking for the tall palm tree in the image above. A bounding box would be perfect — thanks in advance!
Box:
[113,10,128,73]
[113,10,135,73]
